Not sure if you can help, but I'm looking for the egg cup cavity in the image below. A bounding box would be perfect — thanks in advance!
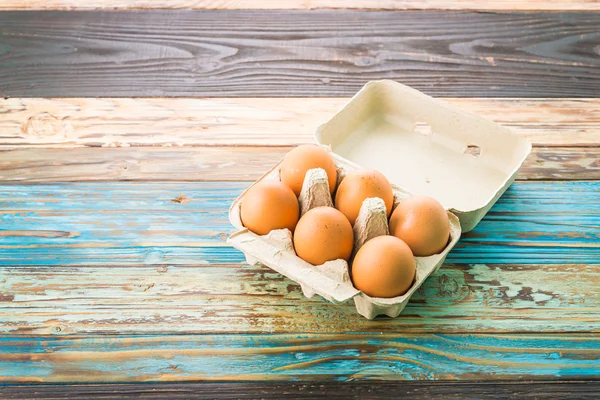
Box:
[228,148,462,319]
[298,168,333,216]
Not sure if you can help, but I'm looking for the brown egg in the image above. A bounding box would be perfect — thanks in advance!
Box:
[280,145,337,196]
[351,235,416,298]
[389,195,450,257]
[240,180,299,235]
[335,169,394,225]
[293,207,354,265]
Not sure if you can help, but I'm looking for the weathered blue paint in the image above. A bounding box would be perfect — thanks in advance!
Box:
[0,181,598,265]
[2,263,597,334]
[0,334,599,383]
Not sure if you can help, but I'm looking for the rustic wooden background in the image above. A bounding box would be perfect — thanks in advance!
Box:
[0,1,599,398]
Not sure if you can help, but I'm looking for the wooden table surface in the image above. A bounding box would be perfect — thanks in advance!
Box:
[0,1,599,399]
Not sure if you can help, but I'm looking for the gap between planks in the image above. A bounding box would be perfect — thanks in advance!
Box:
[0,1,599,12]
[1,98,599,148]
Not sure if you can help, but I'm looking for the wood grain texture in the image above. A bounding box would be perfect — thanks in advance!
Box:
[2,98,599,147]
[1,11,599,98]
[1,181,598,266]
[1,334,599,383]
[3,382,600,400]
[1,146,599,182]
[2,0,599,11]
[0,147,293,182]
[1,263,599,334]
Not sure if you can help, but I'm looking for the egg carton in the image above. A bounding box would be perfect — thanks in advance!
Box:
[228,154,461,319]
[228,80,530,319]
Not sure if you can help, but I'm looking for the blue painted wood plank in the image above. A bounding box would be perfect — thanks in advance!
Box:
[0,181,598,265]
[0,334,599,383]
[1,263,598,334]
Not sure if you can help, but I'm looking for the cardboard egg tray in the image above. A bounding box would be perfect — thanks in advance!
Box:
[228,80,531,319]
[229,156,461,319]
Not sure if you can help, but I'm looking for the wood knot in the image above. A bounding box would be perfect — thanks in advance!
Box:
[51,324,74,334]
[171,194,191,204]
[21,112,72,142]
[436,274,460,297]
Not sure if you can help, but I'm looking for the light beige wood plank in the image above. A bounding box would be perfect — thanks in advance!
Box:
[0,0,598,11]
[0,147,290,182]
[1,98,598,148]
[1,146,598,182]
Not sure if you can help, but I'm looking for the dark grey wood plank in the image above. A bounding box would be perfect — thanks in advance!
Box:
[0,11,599,97]
[2,382,600,399]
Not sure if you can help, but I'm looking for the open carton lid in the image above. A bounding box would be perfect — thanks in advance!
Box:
[315,80,532,232]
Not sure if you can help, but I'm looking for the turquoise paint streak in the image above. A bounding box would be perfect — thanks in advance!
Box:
[0,334,599,382]
[0,181,598,265]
